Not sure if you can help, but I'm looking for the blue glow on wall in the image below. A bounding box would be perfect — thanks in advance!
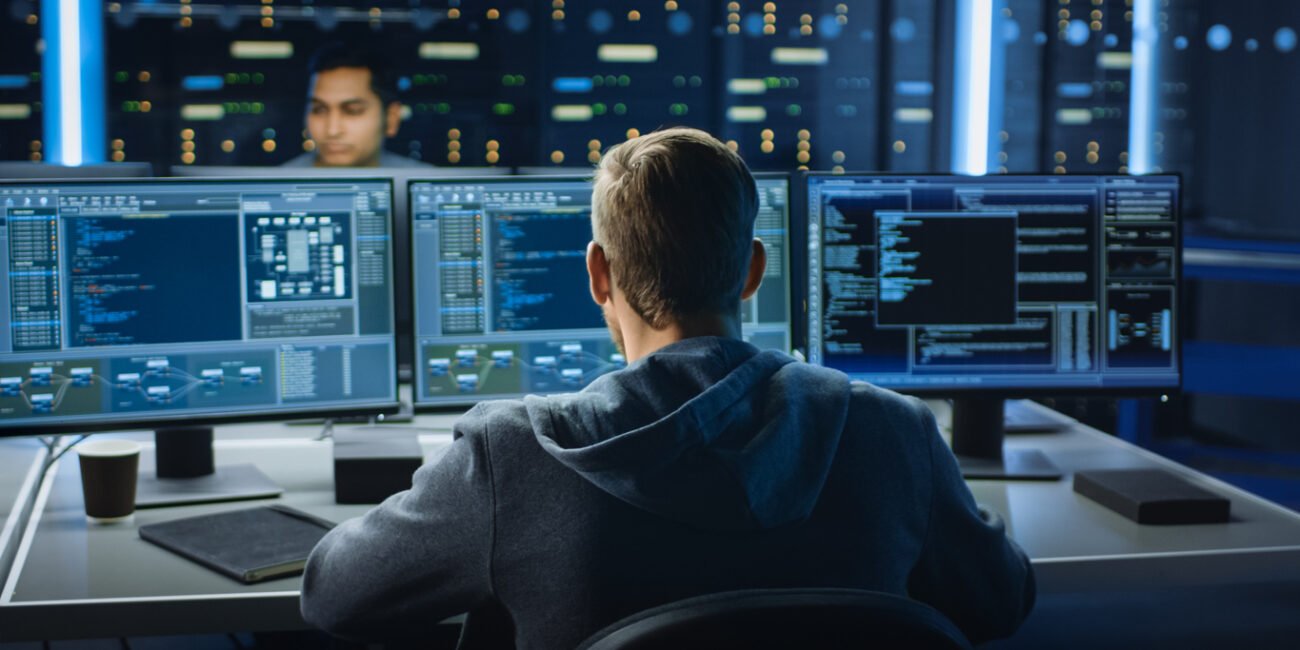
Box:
[41,0,106,166]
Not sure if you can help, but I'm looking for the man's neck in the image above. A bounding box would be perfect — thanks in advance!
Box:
[314,153,382,168]
[619,311,742,363]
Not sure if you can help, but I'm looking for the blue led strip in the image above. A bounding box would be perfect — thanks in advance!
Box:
[1128,0,1158,174]
[951,0,1001,175]
[40,0,106,165]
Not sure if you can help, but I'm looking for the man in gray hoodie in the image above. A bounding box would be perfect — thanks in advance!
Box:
[301,128,1035,649]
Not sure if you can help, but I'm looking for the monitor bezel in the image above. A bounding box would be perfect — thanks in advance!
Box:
[0,176,404,437]
[405,171,793,412]
[799,170,1184,399]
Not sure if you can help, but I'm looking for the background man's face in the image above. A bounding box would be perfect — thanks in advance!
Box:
[306,67,390,167]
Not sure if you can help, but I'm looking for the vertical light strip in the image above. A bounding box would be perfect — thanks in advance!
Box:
[1128,0,1158,174]
[58,0,83,165]
[952,0,995,175]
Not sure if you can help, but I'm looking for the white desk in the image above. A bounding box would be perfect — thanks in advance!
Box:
[2,406,1299,645]
[0,438,45,592]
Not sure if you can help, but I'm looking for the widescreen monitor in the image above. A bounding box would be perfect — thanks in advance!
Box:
[409,173,793,408]
[805,173,1181,477]
[0,178,400,437]
[168,165,510,383]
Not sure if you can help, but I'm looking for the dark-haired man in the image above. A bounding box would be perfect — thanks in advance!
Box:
[283,42,428,168]
[301,128,1035,649]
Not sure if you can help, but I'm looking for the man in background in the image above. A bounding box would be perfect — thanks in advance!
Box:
[283,42,428,168]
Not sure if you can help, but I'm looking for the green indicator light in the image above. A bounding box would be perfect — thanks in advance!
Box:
[613,103,627,116]
[618,75,631,87]
[493,103,516,115]
[592,103,607,115]
[786,104,802,116]
[114,71,128,83]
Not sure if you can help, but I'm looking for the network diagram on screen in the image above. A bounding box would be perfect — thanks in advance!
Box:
[806,174,1180,391]
[410,176,792,406]
[0,180,397,430]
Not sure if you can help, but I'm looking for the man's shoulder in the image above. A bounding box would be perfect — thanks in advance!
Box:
[280,152,316,167]
[455,398,534,440]
[844,380,934,438]
[379,151,434,168]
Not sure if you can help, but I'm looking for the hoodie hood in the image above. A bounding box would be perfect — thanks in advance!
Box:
[525,337,852,531]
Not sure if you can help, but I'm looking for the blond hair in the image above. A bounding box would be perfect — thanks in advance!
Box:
[591,128,758,329]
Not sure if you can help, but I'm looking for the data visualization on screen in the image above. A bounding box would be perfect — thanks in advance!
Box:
[806,174,1180,392]
[411,175,792,406]
[0,179,398,434]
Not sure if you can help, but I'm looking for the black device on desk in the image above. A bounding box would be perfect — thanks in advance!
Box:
[406,173,795,408]
[0,177,402,504]
[803,173,1182,480]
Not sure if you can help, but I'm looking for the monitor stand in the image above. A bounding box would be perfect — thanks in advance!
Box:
[951,398,1062,481]
[135,426,283,508]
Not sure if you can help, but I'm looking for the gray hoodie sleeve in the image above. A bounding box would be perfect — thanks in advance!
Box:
[906,400,1037,644]
[300,417,495,642]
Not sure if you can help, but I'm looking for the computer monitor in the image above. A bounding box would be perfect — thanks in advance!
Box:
[168,165,510,384]
[409,173,793,408]
[0,178,400,501]
[805,173,1181,478]
[514,166,597,177]
[0,162,153,178]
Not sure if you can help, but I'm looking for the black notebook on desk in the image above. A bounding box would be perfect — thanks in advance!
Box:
[139,505,335,584]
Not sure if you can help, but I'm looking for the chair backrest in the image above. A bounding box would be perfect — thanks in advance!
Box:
[576,588,972,650]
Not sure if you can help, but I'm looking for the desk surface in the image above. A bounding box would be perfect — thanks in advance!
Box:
[2,405,1300,642]
[0,438,44,590]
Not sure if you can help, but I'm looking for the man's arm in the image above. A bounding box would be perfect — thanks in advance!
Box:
[300,422,495,642]
[906,401,1037,644]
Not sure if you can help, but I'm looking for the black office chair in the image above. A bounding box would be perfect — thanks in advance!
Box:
[576,588,973,650]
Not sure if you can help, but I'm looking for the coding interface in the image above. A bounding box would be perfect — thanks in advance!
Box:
[807,174,1180,391]
[0,180,397,432]
[412,176,792,406]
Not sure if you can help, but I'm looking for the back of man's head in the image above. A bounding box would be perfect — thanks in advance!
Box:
[306,41,398,107]
[592,128,759,329]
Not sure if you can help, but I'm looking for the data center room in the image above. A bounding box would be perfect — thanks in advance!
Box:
[1,1,1300,649]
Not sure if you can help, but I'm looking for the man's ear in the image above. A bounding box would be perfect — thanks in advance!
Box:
[384,101,402,138]
[587,241,612,306]
[740,238,767,301]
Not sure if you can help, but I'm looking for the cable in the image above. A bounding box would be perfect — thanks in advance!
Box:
[43,434,89,471]
[314,418,336,442]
